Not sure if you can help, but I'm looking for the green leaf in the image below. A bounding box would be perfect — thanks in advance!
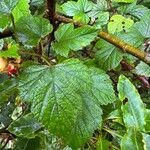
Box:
[121,128,144,150]
[108,108,124,125]
[13,137,43,150]
[0,99,16,127]
[96,138,111,150]
[95,27,144,71]
[8,114,43,138]
[118,27,144,47]
[12,0,30,22]
[52,23,97,57]
[145,109,150,132]
[118,75,146,130]
[95,39,123,71]
[19,59,116,148]
[0,14,10,31]
[94,12,109,29]
[16,15,53,47]
[0,44,20,58]
[134,11,150,38]
[124,4,150,19]
[142,133,150,150]
[62,0,93,23]
[108,15,134,34]
[113,0,135,3]
[87,0,108,18]
[0,39,4,50]
[73,12,90,24]
[0,79,18,107]
[0,0,19,14]
[135,62,150,77]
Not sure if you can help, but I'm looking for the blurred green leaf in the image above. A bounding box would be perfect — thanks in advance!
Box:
[0,44,20,58]
[0,0,19,14]
[134,11,150,38]
[96,138,111,150]
[8,114,43,138]
[12,0,30,22]
[121,128,144,150]
[135,62,150,77]
[118,75,146,130]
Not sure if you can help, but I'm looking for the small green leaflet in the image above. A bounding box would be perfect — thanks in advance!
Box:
[88,0,108,18]
[52,23,97,57]
[0,0,19,14]
[95,39,123,71]
[0,44,20,58]
[16,15,53,47]
[134,11,150,38]
[113,0,135,3]
[12,0,31,22]
[94,12,109,29]
[108,15,134,34]
[62,0,93,24]
[118,75,146,131]
[19,59,116,148]
[135,62,150,77]
[8,114,43,138]
[0,14,10,31]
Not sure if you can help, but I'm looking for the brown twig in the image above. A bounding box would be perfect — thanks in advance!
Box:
[0,29,13,39]
[19,50,52,66]
[46,0,56,25]
[54,14,150,66]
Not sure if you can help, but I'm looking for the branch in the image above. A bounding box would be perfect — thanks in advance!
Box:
[54,14,150,66]
[46,0,56,24]
[0,29,13,39]
[19,50,52,66]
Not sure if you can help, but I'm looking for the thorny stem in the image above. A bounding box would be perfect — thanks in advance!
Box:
[19,50,52,66]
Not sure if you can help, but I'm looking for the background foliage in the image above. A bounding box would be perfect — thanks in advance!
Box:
[0,0,150,149]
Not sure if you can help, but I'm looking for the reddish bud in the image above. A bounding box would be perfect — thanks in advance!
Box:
[7,64,18,76]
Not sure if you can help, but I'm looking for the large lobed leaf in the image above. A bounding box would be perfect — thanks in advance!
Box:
[18,59,116,148]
